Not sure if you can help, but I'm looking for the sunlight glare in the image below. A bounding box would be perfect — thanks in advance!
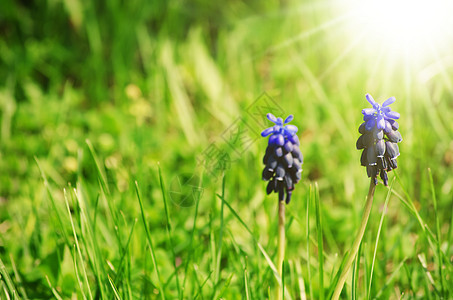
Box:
[345,0,453,58]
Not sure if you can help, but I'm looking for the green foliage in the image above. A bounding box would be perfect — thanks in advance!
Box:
[1,0,453,298]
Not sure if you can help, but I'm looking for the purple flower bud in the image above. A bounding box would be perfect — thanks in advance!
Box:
[262,168,273,181]
[358,123,366,134]
[367,145,377,166]
[356,135,366,150]
[266,156,278,171]
[386,130,402,143]
[361,149,368,166]
[388,119,399,130]
[374,129,384,140]
[283,152,293,168]
[284,141,293,153]
[380,170,389,186]
[384,121,393,134]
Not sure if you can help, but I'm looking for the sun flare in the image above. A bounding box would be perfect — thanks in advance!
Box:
[343,0,453,58]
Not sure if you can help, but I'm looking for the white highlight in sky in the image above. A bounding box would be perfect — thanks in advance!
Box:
[344,0,453,57]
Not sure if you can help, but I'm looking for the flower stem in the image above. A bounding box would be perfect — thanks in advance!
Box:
[332,178,376,300]
[277,200,286,300]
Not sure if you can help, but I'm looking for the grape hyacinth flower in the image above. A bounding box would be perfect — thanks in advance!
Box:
[333,93,402,299]
[261,113,303,300]
[261,113,303,204]
[356,93,402,186]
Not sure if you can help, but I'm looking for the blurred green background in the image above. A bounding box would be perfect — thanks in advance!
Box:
[1,0,452,298]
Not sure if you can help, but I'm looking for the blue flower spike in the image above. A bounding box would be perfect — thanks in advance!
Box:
[357,94,402,185]
[261,113,303,204]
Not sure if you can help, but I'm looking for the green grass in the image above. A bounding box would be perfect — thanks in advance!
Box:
[1,0,453,299]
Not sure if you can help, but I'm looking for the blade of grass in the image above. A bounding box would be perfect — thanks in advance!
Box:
[244,268,251,300]
[327,242,354,299]
[45,276,63,300]
[193,268,212,300]
[72,245,87,300]
[0,258,17,298]
[64,189,94,300]
[217,273,234,298]
[417,254,440,297]
[217,194,293,300]
[208,211,216,294]
[393,172,438,249]
[364,242,369,299]
[446,198,453,258]
[368,177,395,299]
[35,157,72,250]
[135,181,165,300]
[8,255,27,300]
[282,260,286,300]
[287,208,335,268]
[72,186,107,299]
[158,165,182,299]
[86,141,125,265]
[108,275,121,300]
[295,259,307,300]
[113,218,137,289]
[314,182,324,300]
[307,184,314,300]
[351,242,362,300]
[160,41,199,147]
[1,285,9,300]
[403,264,416,296]
[387,184,453,274]
[182,171,203,296]
[332,178,376,300]
[215,175,226,284]
[373,257,407,299]
[428,168,445,296]
[85,139,110,195]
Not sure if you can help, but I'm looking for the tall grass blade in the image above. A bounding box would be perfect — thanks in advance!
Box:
[85,139,110,195]
[217,273,234,298]
[182,171,203,296]
[9,255,27,300]
[35,157,72,250]
[73,185,108,299]
[295,259,307,300]
[282,260,286,300]
[417,254,440,296]
[428,168,445,297]
[215,175,226,284]
[64,189,93,300]
[108,275,121,300]
[368,177,395,299]
[45,276,63,300]
[314,182,324,300]
[307,184,313,300]
[0,258,18,298]
[157,165,182,299]
[394,172,438,250]
[332,178,376,300]
[244,268,251,300]
[72,245,87,300]
[217,194,293,300]
[373,258,407,299]
[134,181,165,300]
[351,242,362,300]
[86,141,125,267]
[114,218,137,289]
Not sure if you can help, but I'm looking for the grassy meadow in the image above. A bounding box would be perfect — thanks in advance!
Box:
[1,0,453,299]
